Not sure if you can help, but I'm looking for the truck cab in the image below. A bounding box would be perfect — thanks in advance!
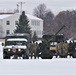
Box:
[3,33,30,59]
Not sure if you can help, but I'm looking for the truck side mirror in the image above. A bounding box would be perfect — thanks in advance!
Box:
[2,43,4,46]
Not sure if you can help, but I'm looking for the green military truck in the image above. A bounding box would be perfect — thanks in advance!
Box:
[40,34,64,59]
[3,33,30,59]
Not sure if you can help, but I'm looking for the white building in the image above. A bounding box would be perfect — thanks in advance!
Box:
[0,13,43,38]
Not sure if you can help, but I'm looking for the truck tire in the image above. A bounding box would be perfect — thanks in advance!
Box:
[22,54,29,59]
[41,55,53,59]
[72,51,76,58]
[41,53,53,59]
[26,55,29,59]
[41,50,53,59]
[3,54,10,59]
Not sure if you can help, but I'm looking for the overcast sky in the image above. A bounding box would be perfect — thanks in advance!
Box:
[0,0,76,15]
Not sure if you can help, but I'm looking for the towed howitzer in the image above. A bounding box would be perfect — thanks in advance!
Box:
[40,25,65,59]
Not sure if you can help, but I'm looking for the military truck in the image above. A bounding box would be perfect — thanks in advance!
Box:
[3,33,30,59]
[39,25,65,59]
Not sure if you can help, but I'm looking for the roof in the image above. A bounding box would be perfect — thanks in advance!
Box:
[0,14,11,19]
[0,13,43,21]
[26,14,43,21]
[6,33,30,37]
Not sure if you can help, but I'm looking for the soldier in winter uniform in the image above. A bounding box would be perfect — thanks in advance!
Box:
[36,43,42,59]
[56,41,60,56]
[30,41,38,59]
[56,41,63,57]
[56,40,69,58]
[62,41,69,57]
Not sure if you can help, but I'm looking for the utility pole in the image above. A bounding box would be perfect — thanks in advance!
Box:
[18,2,25,13]
[16,4,19,13]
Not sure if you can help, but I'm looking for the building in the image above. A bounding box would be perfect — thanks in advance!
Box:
[0,13,43,38]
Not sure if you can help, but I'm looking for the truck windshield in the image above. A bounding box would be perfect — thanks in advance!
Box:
[5,41,27,46]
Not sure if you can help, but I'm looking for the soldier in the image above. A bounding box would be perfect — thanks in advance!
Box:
[56,40,64,58]
[56,41,68,58]
[62,41,69,58]
[36,43,42,59]
[35,42,39,59]
[29,41,37,59]
[69,40,76,57]
[68,41,74,57]
[56,41,60,56]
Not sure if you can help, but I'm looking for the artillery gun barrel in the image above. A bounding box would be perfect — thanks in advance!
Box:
[55,25,65,35]
[47,25,65,43]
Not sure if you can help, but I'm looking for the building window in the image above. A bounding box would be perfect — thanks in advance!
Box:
[32,30,42,35]
[15,21,18,25]
[6,30,10,35]
[36,30,42,35]
[6,21,10,25]
[31,20,40,26]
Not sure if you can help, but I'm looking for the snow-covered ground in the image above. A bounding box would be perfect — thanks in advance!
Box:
[0,42,76,75]
[0,58,76,75]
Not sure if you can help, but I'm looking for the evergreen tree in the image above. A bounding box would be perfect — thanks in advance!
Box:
[32,31,38,42]
[14,11,31,34]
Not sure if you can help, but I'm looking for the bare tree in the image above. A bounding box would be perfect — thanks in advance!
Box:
[33,4,54,35]
[43,10,54,34]
[33,4,76,38]
[54,10,76,38]
[33,3,47,19]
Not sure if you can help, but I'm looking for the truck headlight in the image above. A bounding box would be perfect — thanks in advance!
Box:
[18,49,21,51]
[8,49,11,51]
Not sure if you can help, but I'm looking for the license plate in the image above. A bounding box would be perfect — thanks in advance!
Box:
[12,49,16,53]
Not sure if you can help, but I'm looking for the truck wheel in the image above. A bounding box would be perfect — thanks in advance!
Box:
[41,56,45,59]
[22,54,29,59]
[41,56,53,59]
[3,55,10,59]
[50,56,53,59]
[26,55,29,59]
[72,51,76,58]
[41,51,53,59]
[3,56,7,59]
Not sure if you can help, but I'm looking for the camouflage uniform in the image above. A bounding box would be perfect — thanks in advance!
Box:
[56,42,63,57]
[56,41,64,57]
[62,41,69,57]
[30,42,37,59]
[56,41,69,58]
